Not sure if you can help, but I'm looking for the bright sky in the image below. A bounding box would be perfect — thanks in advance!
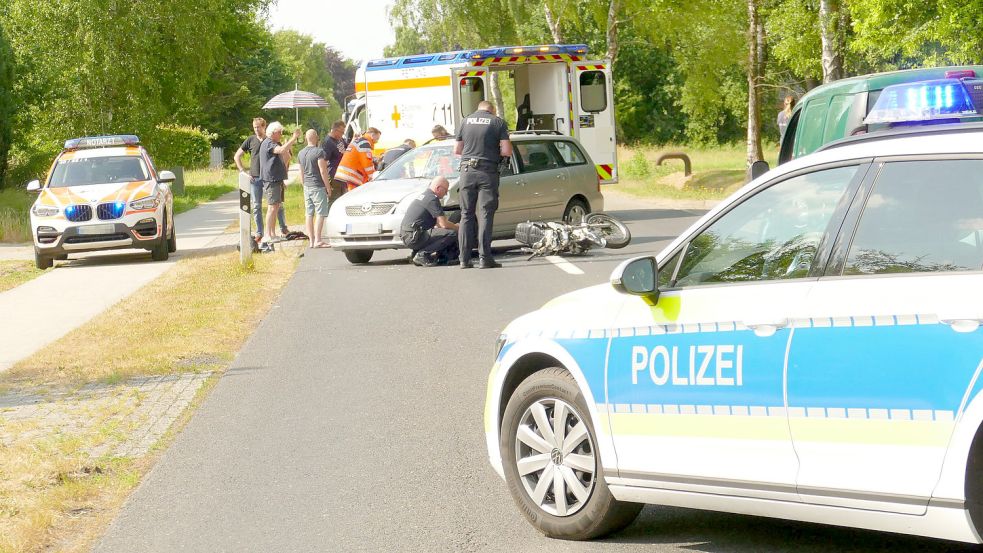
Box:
[267,0,396,63]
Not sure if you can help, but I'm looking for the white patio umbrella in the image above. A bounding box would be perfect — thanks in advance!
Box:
[262,87,330,126]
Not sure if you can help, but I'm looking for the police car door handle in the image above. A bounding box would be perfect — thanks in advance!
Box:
[940,318,981,333]
[743,319,788,337]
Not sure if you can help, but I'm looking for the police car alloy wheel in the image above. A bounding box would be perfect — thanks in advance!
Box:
[500,367,642,540]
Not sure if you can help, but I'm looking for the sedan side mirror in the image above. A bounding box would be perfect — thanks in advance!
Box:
[611,256,659,303]
[158,170,176,183]
[26,180,41,192]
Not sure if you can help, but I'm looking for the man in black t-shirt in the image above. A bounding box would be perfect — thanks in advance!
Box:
[400,176,459,267]
[454,100,512,269]
[234,118,288,240]
[320,120,348,206]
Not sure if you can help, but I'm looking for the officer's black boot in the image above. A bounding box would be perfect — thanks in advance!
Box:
[478,257,501,269]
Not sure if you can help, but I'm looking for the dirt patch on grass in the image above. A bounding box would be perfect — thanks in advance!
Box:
[0,261,43,293]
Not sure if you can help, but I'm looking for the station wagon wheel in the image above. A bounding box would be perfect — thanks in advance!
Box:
[562,199,589,224]
[500,367,641,540]
[515,397,596,516]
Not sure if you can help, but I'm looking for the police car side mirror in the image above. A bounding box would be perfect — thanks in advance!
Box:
[747,160,770,182]
[26,180,41,192]
[158,171,176,183]
[611,256,659,303]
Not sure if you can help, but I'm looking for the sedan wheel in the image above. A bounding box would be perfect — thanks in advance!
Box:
[515,398,596,516]
[562,199,589,224]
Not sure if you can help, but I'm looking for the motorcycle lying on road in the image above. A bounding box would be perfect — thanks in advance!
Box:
[514,213,631,260]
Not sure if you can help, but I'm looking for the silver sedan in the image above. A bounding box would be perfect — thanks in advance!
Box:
[326,135,604,264]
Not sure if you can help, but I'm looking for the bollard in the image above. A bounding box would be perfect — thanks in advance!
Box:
[238,172,253,267]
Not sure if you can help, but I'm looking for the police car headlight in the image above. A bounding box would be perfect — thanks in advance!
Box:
[31,204,59,217]
[495,334,508,360]
[129,196,160,210]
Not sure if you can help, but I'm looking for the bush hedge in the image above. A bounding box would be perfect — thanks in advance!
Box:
[144,124,216,170]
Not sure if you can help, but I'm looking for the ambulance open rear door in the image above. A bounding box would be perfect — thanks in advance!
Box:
[573,62,617,183]
[450,68,489,133]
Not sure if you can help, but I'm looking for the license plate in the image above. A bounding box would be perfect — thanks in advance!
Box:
[77,223,116,235]
[346,223,381,235]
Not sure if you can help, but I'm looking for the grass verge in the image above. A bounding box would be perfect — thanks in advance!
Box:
[614,143,779,201]
[0,245,300,552]
[0,261,43,294]
[0,168,238,244]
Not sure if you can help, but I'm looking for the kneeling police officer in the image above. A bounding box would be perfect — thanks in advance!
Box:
[454,100,512,269]
[400,176,460,267]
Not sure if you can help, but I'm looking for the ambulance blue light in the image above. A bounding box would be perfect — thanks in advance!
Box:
[865,78,977,124]
[110,201,125,218]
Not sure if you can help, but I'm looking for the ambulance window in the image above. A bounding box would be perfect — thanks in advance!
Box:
[579,71,607,113]
[844,160,983,275]
[459,77,485,116]
[552,141,586,166]
[674,166,857,287]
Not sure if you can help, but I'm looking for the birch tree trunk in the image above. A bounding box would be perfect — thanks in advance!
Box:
[819,0,845,83]
[490,71,506,122]
[545,3,564,43]
[746,0,764,166]
[606,0,620,67]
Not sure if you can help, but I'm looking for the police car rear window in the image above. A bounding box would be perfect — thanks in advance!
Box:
[844,160,983,274]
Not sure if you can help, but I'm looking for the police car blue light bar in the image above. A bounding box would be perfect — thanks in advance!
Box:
[64,135,141,149]
[865,79,978,124]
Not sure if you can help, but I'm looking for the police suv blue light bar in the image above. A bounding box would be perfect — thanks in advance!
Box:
[64,135,141,149]
[864,79,978,125]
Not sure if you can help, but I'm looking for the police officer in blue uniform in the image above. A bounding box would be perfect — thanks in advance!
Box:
[454,100,512,269]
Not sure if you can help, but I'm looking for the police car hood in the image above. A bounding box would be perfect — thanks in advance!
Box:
[503,284,628,338]
[36,181,156,207]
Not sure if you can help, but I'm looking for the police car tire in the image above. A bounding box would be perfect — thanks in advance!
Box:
[167,214,177,253]
[34,248,53,270]
[501,367,642,540]
[344,250,373,264]
[151,218,169,261]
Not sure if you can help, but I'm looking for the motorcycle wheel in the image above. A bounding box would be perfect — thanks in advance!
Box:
[585,213,631,249]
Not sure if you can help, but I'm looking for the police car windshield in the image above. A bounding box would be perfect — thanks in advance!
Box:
[49,156,150,187]
[376,145,460,181]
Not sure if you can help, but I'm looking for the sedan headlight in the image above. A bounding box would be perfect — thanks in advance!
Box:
[129,196,160,210]
[31,204,59,217]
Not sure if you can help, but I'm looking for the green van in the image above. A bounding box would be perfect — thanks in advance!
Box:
[778,65,983,165]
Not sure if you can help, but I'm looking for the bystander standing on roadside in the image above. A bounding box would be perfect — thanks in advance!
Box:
[335,127,381,191]
[233,118,288,240]
[258,121,301,249]
[298,129,331,248]
[320,120,347,206]
[379,138,416,170]
[777,95,796,143]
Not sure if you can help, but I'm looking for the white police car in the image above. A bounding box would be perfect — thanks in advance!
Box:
[485,79,983,542]
[27,135,176,269]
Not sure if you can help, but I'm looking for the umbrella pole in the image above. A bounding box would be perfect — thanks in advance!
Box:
[295,108,299,127]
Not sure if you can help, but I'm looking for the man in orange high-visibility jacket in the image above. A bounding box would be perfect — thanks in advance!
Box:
[335,128,382,191]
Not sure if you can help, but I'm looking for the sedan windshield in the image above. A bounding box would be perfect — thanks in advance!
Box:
[48,156,150,187]
[376,145,460,181]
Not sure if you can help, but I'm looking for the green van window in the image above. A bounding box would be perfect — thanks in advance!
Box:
[822,94,855,144]
[794,99,829,159]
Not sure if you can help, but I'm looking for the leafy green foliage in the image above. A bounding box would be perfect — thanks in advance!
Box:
[273,31,341,130]
[145,125,217,170]
[0,20,13,188]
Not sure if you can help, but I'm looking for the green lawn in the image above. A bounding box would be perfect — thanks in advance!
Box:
[613,143,779,201]
[0,260,43,293]
[0,168,239,244]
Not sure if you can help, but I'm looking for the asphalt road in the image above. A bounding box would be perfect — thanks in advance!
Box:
[95,201,976,552]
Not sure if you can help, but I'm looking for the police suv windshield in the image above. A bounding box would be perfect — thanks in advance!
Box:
[48,156,151,187]
[376,145,460,181]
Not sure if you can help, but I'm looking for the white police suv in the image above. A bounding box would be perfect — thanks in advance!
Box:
[28,135,176,269]
[485,80,983,543]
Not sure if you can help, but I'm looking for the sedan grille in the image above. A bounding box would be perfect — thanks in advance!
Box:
[345,202,397,216]
[97,202,126,220]
[65,205,93,222]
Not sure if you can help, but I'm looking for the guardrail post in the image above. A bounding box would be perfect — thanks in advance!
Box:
[238,172,252,267]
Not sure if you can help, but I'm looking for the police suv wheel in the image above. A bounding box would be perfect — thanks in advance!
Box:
[500,367,641,540]
[167,214,177,253]
[151,217,169,261]
[34,248,52,270]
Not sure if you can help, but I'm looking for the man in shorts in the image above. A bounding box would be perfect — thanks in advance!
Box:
[258,121,301,248]
[298,129,332,248]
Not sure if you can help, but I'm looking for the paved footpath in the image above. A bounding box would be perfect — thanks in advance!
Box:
[0,191,240,371]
